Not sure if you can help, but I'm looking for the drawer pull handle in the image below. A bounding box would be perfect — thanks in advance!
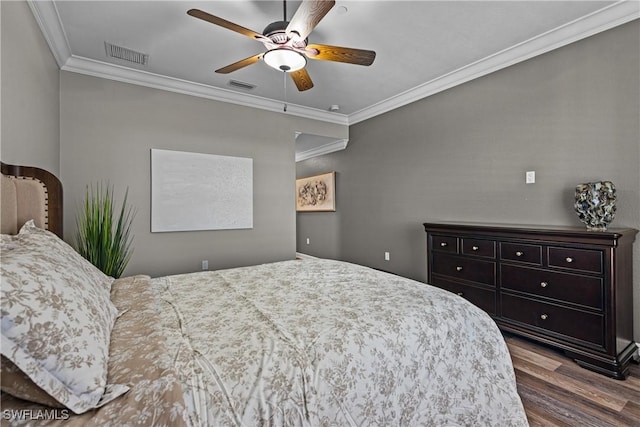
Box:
[565,257,573,263]
[540,314,548,320]
[440,242,448,247]
[456,292,464,297]
[456,266,463,271]
[515,251,524,257]
[540,281,548,288]
[472,246,479,251]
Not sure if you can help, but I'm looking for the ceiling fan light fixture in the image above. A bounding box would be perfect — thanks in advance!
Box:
[263,48,306,72]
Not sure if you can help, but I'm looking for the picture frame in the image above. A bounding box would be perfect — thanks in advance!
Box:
[296,172,336,212]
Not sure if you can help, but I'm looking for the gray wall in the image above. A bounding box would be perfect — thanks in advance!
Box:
[60,72,346,277]
[1,1,60,174]
[297,21,640,339]
[1,0,347,279]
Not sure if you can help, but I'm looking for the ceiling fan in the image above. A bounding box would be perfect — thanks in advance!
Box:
[187,0,376,92]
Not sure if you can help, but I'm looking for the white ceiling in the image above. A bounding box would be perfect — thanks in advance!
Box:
[30,1,638,127]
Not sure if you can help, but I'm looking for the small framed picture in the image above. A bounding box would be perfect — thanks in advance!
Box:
[295,172,336,212]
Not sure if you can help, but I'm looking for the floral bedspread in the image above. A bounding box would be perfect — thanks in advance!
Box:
[152,259,528,427]
[1,275,189,426]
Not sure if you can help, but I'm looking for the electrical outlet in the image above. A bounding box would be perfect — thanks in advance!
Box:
[526,171,536,184]
[306,238,310,245]
[384,252,390,261]
[201,260,208,270]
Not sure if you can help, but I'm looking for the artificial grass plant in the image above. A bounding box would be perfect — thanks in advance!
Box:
[75,183,135,278]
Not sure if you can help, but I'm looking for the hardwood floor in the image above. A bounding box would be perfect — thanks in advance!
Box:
[505,333,640,427]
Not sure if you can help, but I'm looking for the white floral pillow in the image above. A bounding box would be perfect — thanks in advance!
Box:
[18,220,115,294]
[0,221,129,413]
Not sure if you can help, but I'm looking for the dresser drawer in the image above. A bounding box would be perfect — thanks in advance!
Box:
[462,238,496,258]
[500,242,542,265]
[425,221,639,379]
[432,253,495,286]
[501,294,604,347]
[548,247,603,274]
[431,276,496,315]
[501,265,603,309]
[431,235,458,253]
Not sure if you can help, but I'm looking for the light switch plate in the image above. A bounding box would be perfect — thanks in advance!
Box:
[526,171,536,184]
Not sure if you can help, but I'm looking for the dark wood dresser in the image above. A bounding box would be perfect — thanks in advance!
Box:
[423,222,638,379]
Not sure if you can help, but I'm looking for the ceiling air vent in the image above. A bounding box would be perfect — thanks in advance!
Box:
[104,42,148,65]
[228,80,256,91]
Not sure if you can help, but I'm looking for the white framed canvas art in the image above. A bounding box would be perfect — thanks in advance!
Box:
[151,149,253,232]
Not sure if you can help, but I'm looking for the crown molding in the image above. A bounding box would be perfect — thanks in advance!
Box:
[27,0,70,68]
[27,1,347,125]
[348,1,639,125]
[61,55,349,125]
[29,0,638,127]
[295,138,349,162]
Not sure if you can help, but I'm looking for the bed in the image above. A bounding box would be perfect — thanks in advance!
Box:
[0,162,528,426]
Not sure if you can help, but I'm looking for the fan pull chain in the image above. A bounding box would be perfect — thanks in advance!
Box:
[283,71,288,112]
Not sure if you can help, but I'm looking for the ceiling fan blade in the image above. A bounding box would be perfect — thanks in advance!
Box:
[286,0,335,41]
[306,44,376,66]
[289,68,314,91]
[187,9,269,43]
[215,53,264,74]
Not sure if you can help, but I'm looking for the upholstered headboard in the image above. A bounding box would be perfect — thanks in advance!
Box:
[1,162,63,238]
